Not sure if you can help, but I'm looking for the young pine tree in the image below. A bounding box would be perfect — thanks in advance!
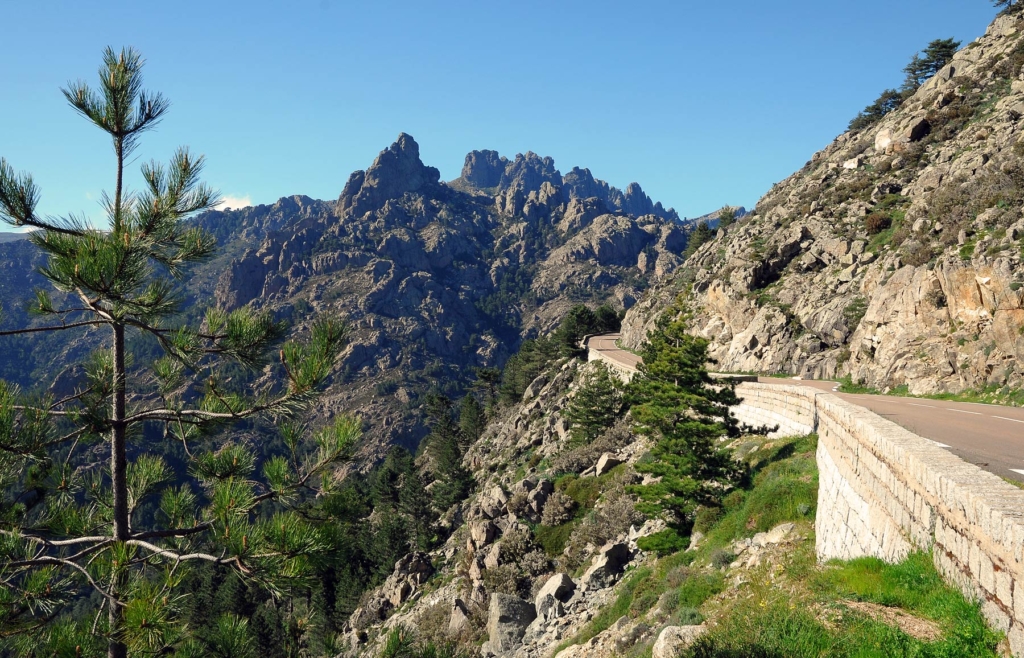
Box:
[0,48,356,657]
[683,221,714,260]
[627,299,746,549]
[564,362,624,446]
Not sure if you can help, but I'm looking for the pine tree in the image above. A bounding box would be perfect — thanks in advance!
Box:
[902,38,960,92]
[0,48,356,656]
[627,299,746,534]
[472,367,502,410]
[458,394,487,443]
[848,89,905,131]
[564,362,624,445]
[994,0,1022,13]
[422,395,473,511]
[683,222,714,260]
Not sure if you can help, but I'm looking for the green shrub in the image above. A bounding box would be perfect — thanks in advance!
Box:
[637,529,689,556]
[842,297,868,331]
[693,506,723,534]
[534,520,577,557]
[678,572,726,608]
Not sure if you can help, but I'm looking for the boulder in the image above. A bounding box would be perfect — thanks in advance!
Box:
[483,593,537,655]
[526,479,554,516]
[765,522,795,544]
[393,552,433,584]
[449,598,471,634]
[483,543,502,570]
[469,555,484,582]
[535,573,577,620]
[581,542,631,590]
[479,486,509,519]
[595,453,623,476]
[652,625,706,658]
[349,596,392,630]
[470,520,497,549]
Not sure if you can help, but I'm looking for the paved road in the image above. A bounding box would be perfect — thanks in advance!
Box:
[584,334,1024,484]
[762,377,1024,485]
[586,334,640,371]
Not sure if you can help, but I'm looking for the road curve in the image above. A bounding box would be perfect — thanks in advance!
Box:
[583,334,1024,484]
[585,333,640,372]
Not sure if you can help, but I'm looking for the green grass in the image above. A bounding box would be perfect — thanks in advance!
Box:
[691,434,819,558]
[554,434,1003,658]
[837,375,880,395]
[534,520,577,557]
[683,552,1001,658]
[1002,476,1024,490]
[553,567,654,653]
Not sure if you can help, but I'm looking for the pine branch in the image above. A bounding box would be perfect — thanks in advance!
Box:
[0,320,106,337]
[4,556,119,604]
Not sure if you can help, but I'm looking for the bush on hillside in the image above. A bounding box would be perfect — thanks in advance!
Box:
[549,419,634,475]
[864,212,892,235]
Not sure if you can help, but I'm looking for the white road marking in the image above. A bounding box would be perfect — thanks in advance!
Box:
[1010,469,1024,476]
[993,416,1024,424]
[925,439,952,448]
[946,408,982,415]
[907,403,937,408]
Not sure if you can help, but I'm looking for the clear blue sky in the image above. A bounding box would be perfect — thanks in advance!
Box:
[0,1,998,230]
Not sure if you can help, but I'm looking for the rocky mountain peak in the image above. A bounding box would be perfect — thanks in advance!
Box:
[499,151,562,195]
[336,133,441,217]
[461,149,508,189]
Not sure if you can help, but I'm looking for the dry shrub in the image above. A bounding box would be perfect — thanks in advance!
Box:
[501,525,538,564]
[562,489,643,572]
[415,602,454,647]
[507,491,530,518]
[549,419,634,475]
[482,564,527,597]
[901,241,934,267]
[541,490,577,527]
[864,212,891,235]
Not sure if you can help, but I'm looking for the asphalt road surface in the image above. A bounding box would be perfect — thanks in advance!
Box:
[586,334,640,371]
[585,334,1024,484]
[760,377,1024,485]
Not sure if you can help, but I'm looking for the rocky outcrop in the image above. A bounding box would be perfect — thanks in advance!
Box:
[483,593,537,656]
[624,12,1024,395]
[652,626,706,658]
[462,150,509,189]
[534,573,576,622]
[563,167,680,222]
[581,543,631,590]
[337,133,441,217]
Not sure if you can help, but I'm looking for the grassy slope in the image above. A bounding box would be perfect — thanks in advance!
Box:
[556,434,1002,658]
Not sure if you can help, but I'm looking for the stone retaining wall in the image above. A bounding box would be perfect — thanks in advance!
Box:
[734,382,1024,655]
[586,348,637,382]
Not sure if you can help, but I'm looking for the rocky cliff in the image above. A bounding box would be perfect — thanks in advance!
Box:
[624,12,1024,397]
[0,133,691,462]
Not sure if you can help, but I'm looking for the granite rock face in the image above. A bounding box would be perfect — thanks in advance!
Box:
[624,12,1024,396]
[337,133,441,217]
[0,128,694,470]
[462,149,508,189]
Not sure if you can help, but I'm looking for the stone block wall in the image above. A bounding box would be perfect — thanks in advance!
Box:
[732,382,817,437]
[734,382,1024,655]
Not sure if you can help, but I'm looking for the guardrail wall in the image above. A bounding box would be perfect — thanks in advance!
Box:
[733,382,1024,655]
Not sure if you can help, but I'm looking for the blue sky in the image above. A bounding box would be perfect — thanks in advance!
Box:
[0,1,998,230]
